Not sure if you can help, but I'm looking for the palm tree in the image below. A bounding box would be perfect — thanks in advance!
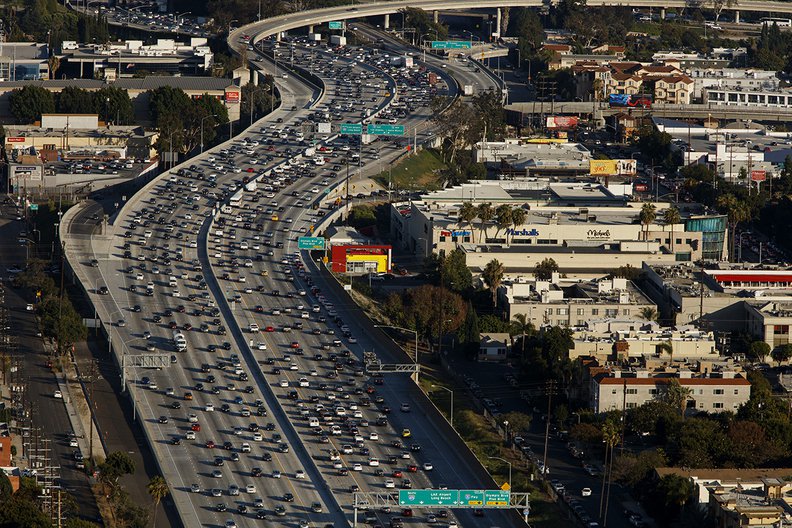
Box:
[657,340,673,363]
[458,201,478,243]
[600,418,621,522]
[477,203,494,243]
[510,207,527,247]
[510,313,534,361]
[482,259,505,308]
[147,475,169,528]
[495,204,513,243]
[663,206,681,253]
[716,193,751,261]
[665,378,693,417]
[639,307,658,321]
[639,202,656,241]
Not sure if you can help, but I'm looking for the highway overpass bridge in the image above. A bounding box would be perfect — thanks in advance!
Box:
[229,0,792,52]
[505,101,792,121]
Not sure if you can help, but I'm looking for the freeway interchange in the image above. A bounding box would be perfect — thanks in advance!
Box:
[64,26,512,528]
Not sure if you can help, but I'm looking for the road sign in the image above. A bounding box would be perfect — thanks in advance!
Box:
[29,203,38,211]
[328,21,344,29]
[340,123,363,135]
[399,489,458,506]
[501,482,511,491]
[484,490,511,507]
[367,124,405,136]
[431,40,472,49]
[298,236,325,250]
[459,490,484,506]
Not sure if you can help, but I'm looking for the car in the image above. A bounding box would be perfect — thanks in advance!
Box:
[401,428,411,438]
[283,492,295,502]
[53,390,63,399]
[295,469,306,479]
[400,403,411,412]
[246,484,257,493]
[274,505,286,516]
[212,469,223,478]
[215,503,227,512]
[582,487,592,497]
[423,462,434,471]
[272,470,282,478]
[224,521,237,528]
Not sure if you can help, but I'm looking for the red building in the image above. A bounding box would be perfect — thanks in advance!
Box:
[330,245,392,274]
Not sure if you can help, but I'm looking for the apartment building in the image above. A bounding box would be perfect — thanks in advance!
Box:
[587,360,751,413]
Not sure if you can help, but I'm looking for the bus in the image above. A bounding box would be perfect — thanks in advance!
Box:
[608,93,653,109]
[760,17,792,27]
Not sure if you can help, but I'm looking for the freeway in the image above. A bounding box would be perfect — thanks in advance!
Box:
[228,0,792,53]
[64,32,499,527]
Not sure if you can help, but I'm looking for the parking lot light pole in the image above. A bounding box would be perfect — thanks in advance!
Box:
[488,456,512,491]
[431,384,454,427]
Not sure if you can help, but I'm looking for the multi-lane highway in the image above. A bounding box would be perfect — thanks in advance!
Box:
[63,27,516,527]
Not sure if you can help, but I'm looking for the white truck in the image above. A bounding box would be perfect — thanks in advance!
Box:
[304,147,316,157]
[329,35,347,46]
[172,330,187,352]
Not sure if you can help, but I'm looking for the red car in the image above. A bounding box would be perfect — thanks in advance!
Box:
[402,508,413,517]
[205,440,215,449]
[290,342,299,349]
[246,168,254,173]
[392,470,403,478]
[265,326,275,332]
[255,305,264,313]
[407,464,418,473]
[191,423,201,432]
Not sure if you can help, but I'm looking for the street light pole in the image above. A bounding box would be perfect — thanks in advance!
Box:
[488,456,512,490]
[200,113,218,154]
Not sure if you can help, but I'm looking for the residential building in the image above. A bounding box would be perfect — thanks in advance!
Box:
[571,321,718,361]
[586,358,751,413]
[498,276,656,327]
[479,333,511,362]
[688,68,779,100]
[703,86,792,108]
[652,74,694,104]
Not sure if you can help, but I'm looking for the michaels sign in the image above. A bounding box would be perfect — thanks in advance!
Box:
[506,228,539,237]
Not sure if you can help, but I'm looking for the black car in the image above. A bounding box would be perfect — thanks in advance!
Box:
[283,493,294,502]
[262,452,272,461]
[251,467,262,477]
[255,509,268,520]
[215,503,226,512]
[237,504,247,514]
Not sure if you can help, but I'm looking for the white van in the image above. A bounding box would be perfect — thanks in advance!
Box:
[169,276,178,287]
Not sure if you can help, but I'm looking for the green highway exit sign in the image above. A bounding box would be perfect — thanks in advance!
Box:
[328,21,344,29]
[431,40,472,49]
[367,124,404,136]
[340,123,363,135]
[399,489,458,506]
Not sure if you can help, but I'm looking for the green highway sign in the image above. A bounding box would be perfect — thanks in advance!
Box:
[484,490,511,507]
[328,21,344,29]
[459,490,484,506]
[367,124,405,136]
[298,236,326,250]
[340,123,363,135]
[29,203,38,211]
[399,490,458,506]
[431,40,472,49]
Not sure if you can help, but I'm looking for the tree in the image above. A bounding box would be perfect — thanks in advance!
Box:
[0,496,52,528]
[640,307,657,321]
[56,86,95,115]
[476,202,494,242]
[146,475,169,528]
[664,378,692,417]
[716,193,751,261]
[482,259,505,308]
[500,411,531,433]
[241,78,276,124]
[401,285,466,344]
[147,85,192,124]
[533,258,559,280]
[611,265,641,280]
[639,202,657,241]
[479,314,511,333]
[510,207,527,246]
[456,300,480,356]
[9,85,55,123]
[656,474,693,511]
[771,344,792,366]
[441,249,473,292]
[510,313,534,360]
[347,205,376,229]
[494,204,512,242]
[663,206,681,253]
[458,202,478,243]
[94,86,134,125]
[748,341,771,363]
[0,472,11,503]
[657,341,674,363]
[98,451,136,492]
[709,0,735,21]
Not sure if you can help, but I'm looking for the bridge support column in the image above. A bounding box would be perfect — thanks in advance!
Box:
[384,13,390,29]
[308,25,314,34]
[433,10,439,23]
[659,8,665,20]
[734,10,740,23]
[496,8,502,36]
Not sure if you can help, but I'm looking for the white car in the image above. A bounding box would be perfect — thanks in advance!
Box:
[256,342,267,350]
[352,463,363,471]
[423,462,434,471]
[295,470,306,479]
[279,379,289,388]
[53,390,63,399]
[188,414,198,423]
[249,323,260,332]
[205,403,215,412]
[369,458,380,466]
[384,479,395,488]
[246,484,257,494]
[582,487,592,497]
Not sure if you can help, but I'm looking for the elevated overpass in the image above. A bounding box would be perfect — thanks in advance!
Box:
[229,0,792,52]
[506,101,792,120]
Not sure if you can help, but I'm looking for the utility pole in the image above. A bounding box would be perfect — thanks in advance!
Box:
[541,380,556,480]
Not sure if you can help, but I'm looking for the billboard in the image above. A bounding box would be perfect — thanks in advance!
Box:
[545,116,579,129]
[225,91,240,103]
[751,170,767,182]
[589,159,637,176]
